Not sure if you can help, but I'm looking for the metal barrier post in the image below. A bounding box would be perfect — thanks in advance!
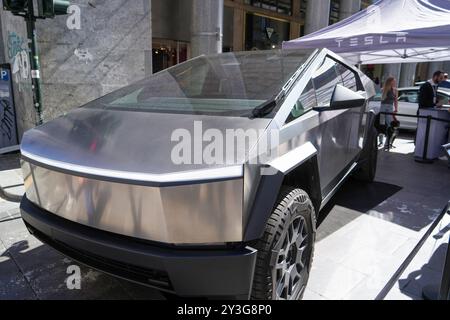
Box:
[423,115,433,161]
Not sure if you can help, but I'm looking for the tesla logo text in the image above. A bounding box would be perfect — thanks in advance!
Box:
[335,34,407,48]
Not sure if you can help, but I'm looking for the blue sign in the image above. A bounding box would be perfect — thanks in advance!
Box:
[0,69,9,81]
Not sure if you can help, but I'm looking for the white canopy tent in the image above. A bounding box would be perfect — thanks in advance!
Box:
[283,0,450,65]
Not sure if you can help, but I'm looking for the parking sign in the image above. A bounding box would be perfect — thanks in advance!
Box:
[0,64,18,148]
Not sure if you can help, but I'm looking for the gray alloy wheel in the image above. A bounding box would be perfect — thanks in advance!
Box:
[273,214,310,300]
[251,188,316,300]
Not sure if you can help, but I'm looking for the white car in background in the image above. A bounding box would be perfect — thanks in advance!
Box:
[369,87,450,130]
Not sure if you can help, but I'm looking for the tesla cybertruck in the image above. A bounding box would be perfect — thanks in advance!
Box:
[20,48,377,300]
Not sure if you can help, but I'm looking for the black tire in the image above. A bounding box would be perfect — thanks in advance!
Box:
[251,187,316,300]
[354,128,378,182]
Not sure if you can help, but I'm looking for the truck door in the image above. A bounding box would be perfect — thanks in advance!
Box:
[309,57,355,196]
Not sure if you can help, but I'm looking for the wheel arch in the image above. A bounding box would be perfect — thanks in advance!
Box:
[243,142,322,242]
[357,109,378,165]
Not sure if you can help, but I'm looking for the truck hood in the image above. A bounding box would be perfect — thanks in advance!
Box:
[21,108,271,183]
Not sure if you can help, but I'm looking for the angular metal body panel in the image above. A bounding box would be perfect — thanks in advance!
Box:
[22,161,244,244]
[21,109,270,177]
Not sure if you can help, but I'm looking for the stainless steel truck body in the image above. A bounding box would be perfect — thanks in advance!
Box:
[20,48,377,300]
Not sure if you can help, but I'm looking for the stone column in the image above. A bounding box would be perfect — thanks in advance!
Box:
[399,63,417,87]
[191,0,224,57]
[382,63,402,85]
[427,61,445,79]
[340,0,361,19]
[304,0,331,35]
[443,61,450,74]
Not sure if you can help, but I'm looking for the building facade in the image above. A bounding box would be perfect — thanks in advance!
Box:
[0,0,152,138]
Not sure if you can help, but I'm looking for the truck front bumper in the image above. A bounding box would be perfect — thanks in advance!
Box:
[20,196,257,298]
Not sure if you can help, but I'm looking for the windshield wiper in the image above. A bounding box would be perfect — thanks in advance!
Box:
[251,89,287,118]
[250,99,278,118]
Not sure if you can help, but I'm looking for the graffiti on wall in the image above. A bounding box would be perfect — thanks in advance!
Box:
[7,32,30,92]
[0,98,15,141]
[0,68,18,147]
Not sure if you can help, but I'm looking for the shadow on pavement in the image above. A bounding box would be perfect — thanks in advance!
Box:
[319,179,403,226]
[316,179,403,241]
[397,243,448,299]
[0,239,165,300]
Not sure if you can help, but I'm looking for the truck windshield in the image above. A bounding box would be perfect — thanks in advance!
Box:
[86,49,313,117]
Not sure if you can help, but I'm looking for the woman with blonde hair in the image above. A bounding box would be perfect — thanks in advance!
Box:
[379,76,399,149]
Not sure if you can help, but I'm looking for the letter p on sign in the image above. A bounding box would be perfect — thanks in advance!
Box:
[1,70,9,81]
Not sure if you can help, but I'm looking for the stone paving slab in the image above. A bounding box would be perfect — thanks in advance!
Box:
[0,153,24,202]
[385,212,450,300]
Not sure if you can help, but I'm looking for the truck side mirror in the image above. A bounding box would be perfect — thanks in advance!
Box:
[314,84,366,112]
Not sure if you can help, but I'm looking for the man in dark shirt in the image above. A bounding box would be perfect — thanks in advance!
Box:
[419,71,445,109]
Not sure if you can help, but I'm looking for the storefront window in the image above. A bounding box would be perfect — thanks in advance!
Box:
[244,0,293,16]
[245,13,290,50]
[329,0,341,25]
[152,39,189,74]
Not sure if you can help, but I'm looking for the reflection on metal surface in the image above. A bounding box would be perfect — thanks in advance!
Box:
[22,149,244,185]
[320,162,358,210]
[23,161,244,244]
[269,142,317,174]
[20,109,270,178]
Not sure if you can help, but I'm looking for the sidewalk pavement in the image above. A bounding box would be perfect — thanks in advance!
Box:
[0,153,24,203]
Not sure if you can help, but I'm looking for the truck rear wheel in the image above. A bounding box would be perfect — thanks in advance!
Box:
[354,128,378,182]
[251,188,316,300]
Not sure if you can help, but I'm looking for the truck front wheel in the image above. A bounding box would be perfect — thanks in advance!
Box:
[251,188,316,300]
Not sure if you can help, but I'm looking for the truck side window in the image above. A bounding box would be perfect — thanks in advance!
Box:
[286,79,316,124]
[312,57,343,107]
[335,62,358,92]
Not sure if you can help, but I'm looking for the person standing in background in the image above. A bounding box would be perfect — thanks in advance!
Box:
[419,71,445,109]
[379,76,399,150]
